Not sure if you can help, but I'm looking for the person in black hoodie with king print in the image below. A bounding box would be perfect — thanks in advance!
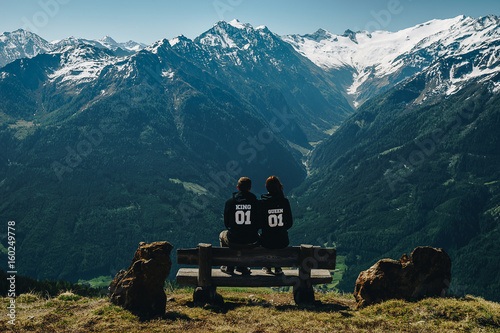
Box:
[260,175,293,275]
[219,177,260,275]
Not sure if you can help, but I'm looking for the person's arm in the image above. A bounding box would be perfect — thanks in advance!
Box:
[224,199,233,230]
[253,199,263,230]
[284,198,293,230]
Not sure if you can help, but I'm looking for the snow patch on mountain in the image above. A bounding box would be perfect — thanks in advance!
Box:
[169,37,181,47]
[146,39,170,54]
[162,69,175,79]
[229,19,246,30]
[47,45,116,84]
[121,40,146,52]
[199,24,238,48]
[492,81,500,93]
[113,60,136,80]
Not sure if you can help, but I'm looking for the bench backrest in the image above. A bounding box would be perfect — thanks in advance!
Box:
[177,244,336,269]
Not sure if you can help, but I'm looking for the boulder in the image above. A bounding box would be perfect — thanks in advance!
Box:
[109,241,173,317]
[353,246,451,308]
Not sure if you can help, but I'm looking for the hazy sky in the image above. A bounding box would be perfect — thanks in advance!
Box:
[1,0,499,44]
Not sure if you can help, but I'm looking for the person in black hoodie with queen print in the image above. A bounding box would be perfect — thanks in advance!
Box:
[260,175,293,275]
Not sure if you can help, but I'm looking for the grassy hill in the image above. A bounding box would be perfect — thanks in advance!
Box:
[1,288,499,332]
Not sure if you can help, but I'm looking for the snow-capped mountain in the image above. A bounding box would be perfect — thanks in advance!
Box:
[0,29,146,69]
[283,15,500,107]
[168,19,352,143]
[194,19,279,63]
[51,35,147,55]
[166,19,298,71]
[0,29,53,68]
[46,45,117,89]
[0,18,352,153]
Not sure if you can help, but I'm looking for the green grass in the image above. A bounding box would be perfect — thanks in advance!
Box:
[330,256,347,289]
[78,275,114,288]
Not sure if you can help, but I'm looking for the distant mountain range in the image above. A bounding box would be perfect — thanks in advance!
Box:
[0,28,146,68]
[3,15,499,109]
[284,15,500,107]
[1,16,499,301]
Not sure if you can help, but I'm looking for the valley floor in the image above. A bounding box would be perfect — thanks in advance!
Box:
[1,288,499,332]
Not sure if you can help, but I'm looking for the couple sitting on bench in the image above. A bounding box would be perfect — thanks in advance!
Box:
[219,175,293,275]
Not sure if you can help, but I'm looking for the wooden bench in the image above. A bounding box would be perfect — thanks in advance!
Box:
[176,243,336,304]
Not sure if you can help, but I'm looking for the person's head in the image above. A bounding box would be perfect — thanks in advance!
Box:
[266,175,283,195]
[237,177,252,192]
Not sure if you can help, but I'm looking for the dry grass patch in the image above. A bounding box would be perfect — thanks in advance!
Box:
[0,289,499,332]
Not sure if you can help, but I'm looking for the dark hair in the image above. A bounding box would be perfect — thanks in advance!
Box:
[237,177,252,192]
[265,175,283,195]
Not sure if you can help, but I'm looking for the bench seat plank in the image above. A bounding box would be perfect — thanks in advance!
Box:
[176,268,332,287]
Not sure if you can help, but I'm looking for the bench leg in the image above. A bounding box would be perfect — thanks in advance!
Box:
[293,284,315,305]
[294,244,316,304]
[193,286,224,305]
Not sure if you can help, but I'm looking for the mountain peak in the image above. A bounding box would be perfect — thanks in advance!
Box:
[9,28,28,35]
[315,28,329,35]
[1,28,49,42]
[0,29,53,67]
[228,19,247,29]
[169,35,193,47]
[145,38,171,54]
[211,19,256,32]
[301,28,333,42]
[100,35,118,45]
[342,29,358,43]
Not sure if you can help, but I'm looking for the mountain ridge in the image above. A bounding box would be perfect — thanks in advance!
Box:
[283,15,500,107]
[0,28,146,68]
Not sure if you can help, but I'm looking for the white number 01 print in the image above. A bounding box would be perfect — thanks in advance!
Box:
[268,213,283,227]
[235,210,251,225]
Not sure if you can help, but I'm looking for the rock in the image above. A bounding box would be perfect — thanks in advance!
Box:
[353,246,451,308]
[109,241,173,317]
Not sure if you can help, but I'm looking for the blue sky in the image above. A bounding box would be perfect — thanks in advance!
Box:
[1,0,499,44]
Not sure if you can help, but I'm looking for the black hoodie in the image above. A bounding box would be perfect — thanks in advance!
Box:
[224,191,260,244]
[260,192,293,249]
